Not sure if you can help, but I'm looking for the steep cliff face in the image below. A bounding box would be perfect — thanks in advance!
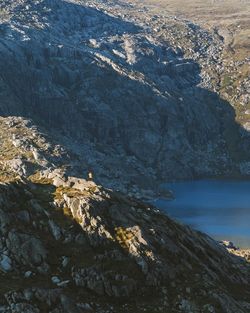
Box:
[0,0,248,192]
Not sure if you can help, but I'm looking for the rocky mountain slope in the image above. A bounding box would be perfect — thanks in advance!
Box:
[0,0,249,194]
[0,1,250,312]
[139,0,250,106]
[0,116,249,313]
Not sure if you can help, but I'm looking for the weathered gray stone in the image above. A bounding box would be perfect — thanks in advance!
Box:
[6,231,47,266]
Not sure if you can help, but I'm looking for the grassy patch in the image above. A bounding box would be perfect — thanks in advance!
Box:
[221,74,232,89]
[29,172,53,185]
[54,186,90,200]
[115,227,134,249]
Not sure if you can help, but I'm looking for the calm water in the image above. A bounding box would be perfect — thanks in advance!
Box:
[155,180,250,248]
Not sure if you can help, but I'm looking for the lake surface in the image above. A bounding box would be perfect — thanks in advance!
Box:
[155,180,250,248]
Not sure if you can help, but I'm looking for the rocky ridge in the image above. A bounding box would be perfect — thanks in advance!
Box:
[0,116,248,312]
[0,164,250,312]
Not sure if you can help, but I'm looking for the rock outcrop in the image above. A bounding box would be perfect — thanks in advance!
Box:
[0,114,248,312]
[0,174,250,312]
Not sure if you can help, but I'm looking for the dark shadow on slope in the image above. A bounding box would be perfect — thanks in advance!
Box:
[0,180,250,310]
[77,188,250,310]
[0,0,250,184]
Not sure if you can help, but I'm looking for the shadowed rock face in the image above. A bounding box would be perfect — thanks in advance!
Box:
[0,0,248,193]
[0,176,249,312]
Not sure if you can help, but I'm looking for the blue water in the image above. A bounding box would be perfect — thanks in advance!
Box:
[155,180,250,248]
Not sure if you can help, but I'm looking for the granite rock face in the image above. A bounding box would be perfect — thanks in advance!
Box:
[0,116,248,312]
[0,0,248,193]
[0,175,249,312]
